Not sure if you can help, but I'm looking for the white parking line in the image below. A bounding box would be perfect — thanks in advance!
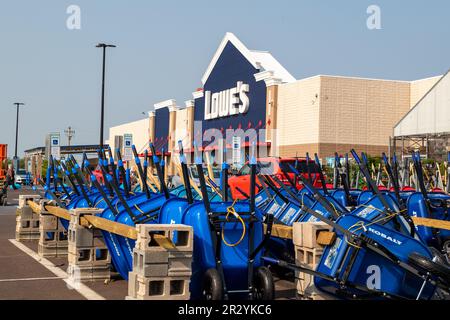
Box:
[8,239,105,300]
[0,276,64,282]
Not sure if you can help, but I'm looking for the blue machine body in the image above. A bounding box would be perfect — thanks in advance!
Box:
[314,214,435,299]
[406,192,450,247]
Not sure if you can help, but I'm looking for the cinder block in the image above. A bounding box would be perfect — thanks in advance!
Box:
[141,264,169,277]
[135,275,190,300]
[17,206,34,219]
[133,248,169,267]
[38,243,58,258]
[292,223,303,247]
[128,271,139,298]
[135,224,193,252]
[68,225,94,247]
[56,245,68,257]
[18,195,41,209]
[69,208,103,225]
[67,265,93,282]
[39,215,58,230]
[168,252,193,276]
[93,247,111,265]
[295,246,323,268]
[293,222,332,249]
[68,248,94,265]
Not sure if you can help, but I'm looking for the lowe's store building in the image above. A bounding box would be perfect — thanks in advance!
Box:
[107,32,443,171]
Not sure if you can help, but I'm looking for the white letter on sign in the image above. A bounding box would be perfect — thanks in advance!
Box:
[210,92,220,119]
[204,91,211,120]
[239,83,250,114]
[366,265,381,290]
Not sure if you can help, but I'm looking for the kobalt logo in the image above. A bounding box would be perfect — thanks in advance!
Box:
[368,228,402,245]
[204,81,250,120]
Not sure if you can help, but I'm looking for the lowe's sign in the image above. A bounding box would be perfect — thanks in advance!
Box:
[194,40,267,135]
[204,81,250,120]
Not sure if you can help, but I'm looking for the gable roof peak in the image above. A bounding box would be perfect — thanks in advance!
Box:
[201,32,295,85]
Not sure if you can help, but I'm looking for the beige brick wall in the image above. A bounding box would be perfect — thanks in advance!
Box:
[410,76,441,108]
[276,76,321,155]
[318,76,411,151]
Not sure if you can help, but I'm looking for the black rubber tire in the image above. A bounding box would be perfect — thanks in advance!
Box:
[253,266,275,300]
[408,252,450,286]
[202,268,223,300]
[429,247,448,266]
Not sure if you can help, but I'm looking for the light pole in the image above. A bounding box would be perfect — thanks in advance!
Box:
[13,102,25,171]
[96,43,116,150]
[64,126,75,146]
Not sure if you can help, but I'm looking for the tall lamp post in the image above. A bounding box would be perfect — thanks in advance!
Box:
[13,102,25,171]
[96,43,116,150]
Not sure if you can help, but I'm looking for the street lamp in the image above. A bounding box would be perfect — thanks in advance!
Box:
[13,102,25,171]
[64,126,75,146]
[96,43,116,150]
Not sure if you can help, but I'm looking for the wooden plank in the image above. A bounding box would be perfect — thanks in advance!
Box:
[412,217,450,231]
[317,231,336,246]
[27,200,138,239]
[45,206,71,221]
[27,201,41,214]
[265,224,293,240]
[80,215,138,240]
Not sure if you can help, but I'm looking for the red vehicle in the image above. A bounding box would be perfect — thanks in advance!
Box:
[228,157,323,200]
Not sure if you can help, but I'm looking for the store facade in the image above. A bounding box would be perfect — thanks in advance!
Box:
[108,32,442,174]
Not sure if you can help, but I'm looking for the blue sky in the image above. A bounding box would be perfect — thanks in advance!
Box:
[1,1,449,157]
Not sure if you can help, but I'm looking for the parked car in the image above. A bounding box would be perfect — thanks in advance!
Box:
[228,157,323,200]
[15,169,32,185]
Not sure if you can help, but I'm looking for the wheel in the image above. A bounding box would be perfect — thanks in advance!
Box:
[202,268,223,300]
[252,266,275,300]
[408,252,450,286]
[443,240,450,265]
[429,247,448,266]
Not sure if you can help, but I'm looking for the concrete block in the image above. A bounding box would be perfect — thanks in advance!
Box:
[168,253,192,277]
[136,224,193,252]
[69,208,102,225]
[135,275,190,300]
[67,265,93,282]
[18,195,41,209]
[128,271,139,298]
[295,246,323,268]
[133,248,169,267]
[68,248,94,265]
[68,225,94,247]
[38,243,58,258]
[39,215,58,230]
[292,222,303,247]
[17,206,34,219]
[293,222,332,249]
[141,264,169,277]
[93,247,111,265]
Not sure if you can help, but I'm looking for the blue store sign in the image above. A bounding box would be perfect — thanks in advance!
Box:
[193,37,267,142]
